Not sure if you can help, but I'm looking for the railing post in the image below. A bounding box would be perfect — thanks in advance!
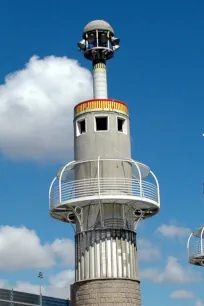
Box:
[97,156,101,198]
[97,156,104,227]
[59,161,75,203]
[49,177,57,209]
[201,228,204,254]
[10,288,13,306]
[150,170,160,204]
[187,233,193,258]
[132,160,142,197]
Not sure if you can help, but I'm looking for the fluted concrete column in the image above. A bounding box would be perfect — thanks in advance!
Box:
[93,61,107,99]
[75,229,138,281]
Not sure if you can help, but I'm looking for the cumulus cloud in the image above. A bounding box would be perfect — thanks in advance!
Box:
[14,282,41,295]
[47,269,74,298]
[50,238,74,266]
[156,224,191,239]
[0,55,93,162]
[137,239,161,261]
[0,279,10,289]
[170,290,194,299]
[140,256,201,284]
[196,300,204,306]
[14,269,75,299]
[0,226,74,271]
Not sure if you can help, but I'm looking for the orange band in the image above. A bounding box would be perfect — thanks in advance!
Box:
[74,99,128,117]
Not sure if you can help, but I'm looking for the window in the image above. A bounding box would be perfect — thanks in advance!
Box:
[117,117,127,134]
[95,116,108,131]
[76,119,86,136]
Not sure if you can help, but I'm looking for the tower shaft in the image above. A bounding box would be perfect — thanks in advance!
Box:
[71,99,141,305]
[93,60,108,99]
[71,279,141,305]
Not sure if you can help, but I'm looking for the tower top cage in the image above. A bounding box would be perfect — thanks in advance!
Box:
[77,19,120,61]
[187,226,204,266]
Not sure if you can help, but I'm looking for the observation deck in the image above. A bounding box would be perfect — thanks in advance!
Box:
[187,226,204,266]
[49,158,160,223]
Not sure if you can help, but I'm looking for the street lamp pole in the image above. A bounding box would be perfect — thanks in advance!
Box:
[38,271,43,306]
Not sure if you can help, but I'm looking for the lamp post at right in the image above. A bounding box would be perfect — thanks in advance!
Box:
[38,271,43,306]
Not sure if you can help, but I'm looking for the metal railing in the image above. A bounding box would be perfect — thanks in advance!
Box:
[188,241,203,258]
[187,228,204,261]
[0,298,39,305]
[50,177,158,209]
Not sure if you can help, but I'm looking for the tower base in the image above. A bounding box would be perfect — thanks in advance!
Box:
[71,278,141,306]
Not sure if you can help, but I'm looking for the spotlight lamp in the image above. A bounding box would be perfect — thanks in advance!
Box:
[111,36,120,46]
[77,39,86,51]
[113,45,120,51]
[100,32,108,43]
[87,33,96,43]
[38,271,43,279]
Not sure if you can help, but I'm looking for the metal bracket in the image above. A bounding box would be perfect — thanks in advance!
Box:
[134,210,144,231]
[66,206,83,233]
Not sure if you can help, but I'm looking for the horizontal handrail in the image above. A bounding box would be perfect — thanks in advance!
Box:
[188,239,204,259]
[50,177,159,209]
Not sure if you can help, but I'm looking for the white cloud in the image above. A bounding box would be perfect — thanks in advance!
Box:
[14,269,75,299]
[14,282,41,295]
[50,238,74,266]
[46,269,74,298]
[0,55,93,162]
[0,226,74,271]
[137,239,161,261]
[170,290,194,299]
[140,256,201,284]
[196,300,204,306]
[0,279,10,289]
[156,224,191,239]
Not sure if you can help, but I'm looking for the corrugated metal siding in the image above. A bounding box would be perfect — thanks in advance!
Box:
[76,229,137,281]
[0,288,70,306]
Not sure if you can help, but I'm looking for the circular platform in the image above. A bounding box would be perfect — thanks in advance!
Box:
[187,226,204,267]
[49,158,160,223]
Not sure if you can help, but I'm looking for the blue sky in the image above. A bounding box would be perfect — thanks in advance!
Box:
[0,0,204,305]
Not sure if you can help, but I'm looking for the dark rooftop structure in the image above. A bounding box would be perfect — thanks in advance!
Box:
[0,287,71,306]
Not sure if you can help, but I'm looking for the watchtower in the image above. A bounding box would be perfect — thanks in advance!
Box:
[49,20,160,306]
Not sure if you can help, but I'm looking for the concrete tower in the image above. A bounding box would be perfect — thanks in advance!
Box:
[49,20,160,306]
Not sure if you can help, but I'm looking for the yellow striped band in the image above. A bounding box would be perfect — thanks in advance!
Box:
[93,63,106,70]
[74,99,128,117]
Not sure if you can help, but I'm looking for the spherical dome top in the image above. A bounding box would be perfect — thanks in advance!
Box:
[83,20,114,35]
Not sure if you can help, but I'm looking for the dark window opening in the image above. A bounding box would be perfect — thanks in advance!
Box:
[95,117,108,131]
[118,118,125,132]
[76,119,86,136]
[79,119,86,134]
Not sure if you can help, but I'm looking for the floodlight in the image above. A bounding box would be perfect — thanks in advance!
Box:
[100,32,108,43]
[38,271,43,279]
[88,33,96,43]
[77,39,86,50]
[111,36,120,46]
[113,45,120,51]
